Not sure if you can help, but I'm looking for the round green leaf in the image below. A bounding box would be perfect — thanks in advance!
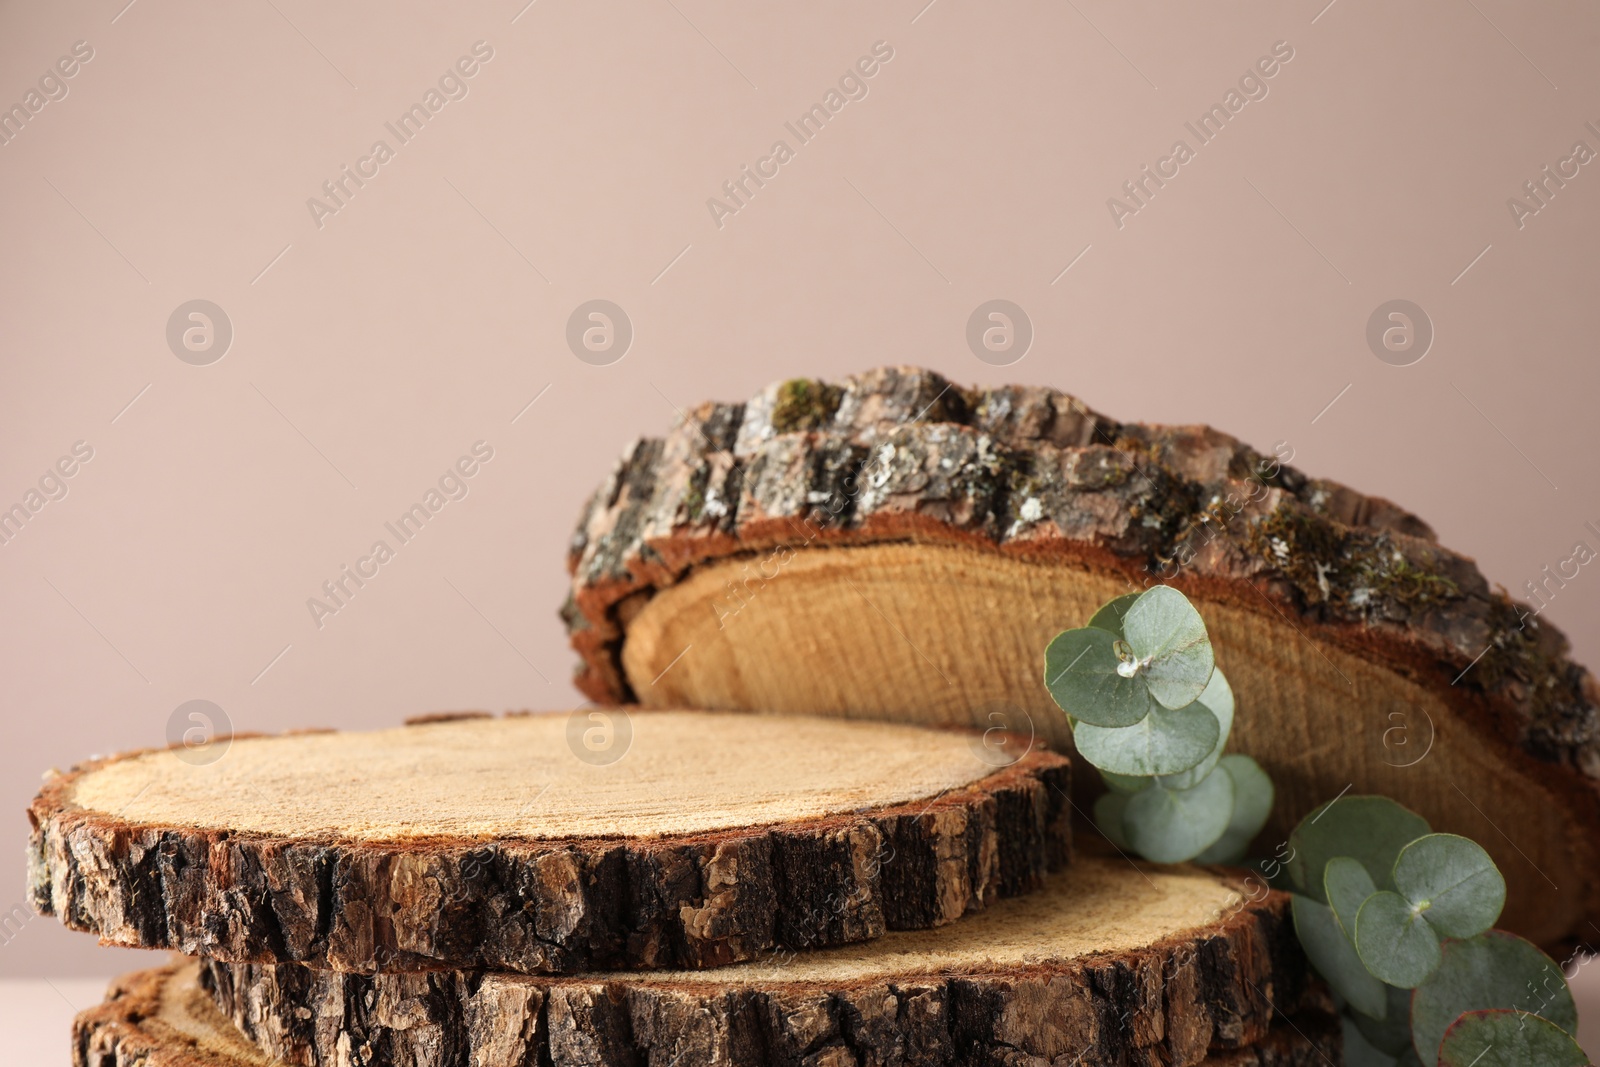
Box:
[1154,668,1235,790]
[1356,890,1442,988]
[1122,585,1216,710]
[1044,627,1153,728]
[1073,700,1220,776]
[1123,769,1233,863]
[1100,768,1148,794]
[1193,755,1274,864]
[1393,833,1506,940]
[1088,592,1140,635]
[1292,892,1388,1019]
[1411,930,1578,1063]
[1093,789,1133,850]
[1325,855,1377,939]
[1287,795,1431,902]
[1352,983,1418,1055]
[1343,1016,1402,1067]
[1217,755,1272,834]
[1438,1009,1588,1067]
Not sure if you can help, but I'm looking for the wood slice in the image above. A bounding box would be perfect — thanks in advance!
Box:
[565,366,1600,949]
[74,961,280,1067]
[30,710,1069,976]
[204,855,1336,1067]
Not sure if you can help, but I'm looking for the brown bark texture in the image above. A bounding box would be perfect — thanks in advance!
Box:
[202,884,1330,1067]
[30,728,1070,976]
[73,957,1340,1067]
[564,366,1600,942]
[567,368,1598,776]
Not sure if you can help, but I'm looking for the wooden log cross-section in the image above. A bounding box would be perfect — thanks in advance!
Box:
[29,710,1069,975]
[200,856,1334,1067]
[566,366,1600,950]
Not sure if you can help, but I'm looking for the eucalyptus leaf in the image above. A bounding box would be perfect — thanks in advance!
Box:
[1044,627,1154,728]
[1073,700,1219,776]
[1100,769,1148,794]
[1392,833,1506,940]
[1342,1017,1401,1067]
[1123,770,1233,863]
[1287,796,1431,903]
[1410,930,1577,1063]
[1355,890,1442,988]
[1292,893,1388,1019]
[1352,983,1418,1055]
[1438,1009,1588,1067]
[1088,592,1140,635]
[1193,755,1274,864]
[1154,668,1235,790]
[1094,789,1133,850]
[1325,855,1377,939]
[1122,586,1216,710]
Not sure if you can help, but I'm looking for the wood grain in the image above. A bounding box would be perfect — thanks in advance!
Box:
[203,856,1336,1067]
[565,366,1600,949]
[31,710,1070,975]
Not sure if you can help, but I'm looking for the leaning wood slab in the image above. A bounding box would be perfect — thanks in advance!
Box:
[566,366,1600,949]
[30,710,1069,975]
[206,855,1335,1067]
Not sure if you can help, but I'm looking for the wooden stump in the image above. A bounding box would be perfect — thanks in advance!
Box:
[30,710,1069,975]
[203,855,1334,1067]
[565,367,1600,949]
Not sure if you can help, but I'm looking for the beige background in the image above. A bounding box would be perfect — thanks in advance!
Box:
[1,0,1597,1015]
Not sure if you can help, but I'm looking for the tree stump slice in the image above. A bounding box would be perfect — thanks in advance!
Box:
[565,366,1600,949]
[74,962,281,1067]
[30,710,1069,975]
[202,855,1334,1067]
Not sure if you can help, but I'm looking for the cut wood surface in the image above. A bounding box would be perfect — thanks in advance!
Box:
[206,854,1334,1067]
[75,961,280,1067]
[30,710,1069,975]
[566,366,1600,949]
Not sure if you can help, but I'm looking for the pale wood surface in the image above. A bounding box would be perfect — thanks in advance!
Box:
[566,367,1600,949]
[626,543,1587,947]
[30,710,1071,976]
[64,711,1019,840]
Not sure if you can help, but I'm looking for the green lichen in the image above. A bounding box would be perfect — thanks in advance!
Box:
[770,379,843,434]
[1475,598,1544,692]
[1369,554,1460,607]
[1122,451,1203,535]
[1076,448,1135,489]
[682,482,705,522]
[1471,597,1587,754]
[1244,505,1460,612]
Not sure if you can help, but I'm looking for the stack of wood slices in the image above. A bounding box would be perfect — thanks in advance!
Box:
[32,713,1329,1066]
[34,367,1600,1065]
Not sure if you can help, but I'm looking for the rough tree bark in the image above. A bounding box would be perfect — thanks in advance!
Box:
[201,857,1335,1067]
[75,957,1340,1067]
[31,711,1070,975]
[564,366,1600,950]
